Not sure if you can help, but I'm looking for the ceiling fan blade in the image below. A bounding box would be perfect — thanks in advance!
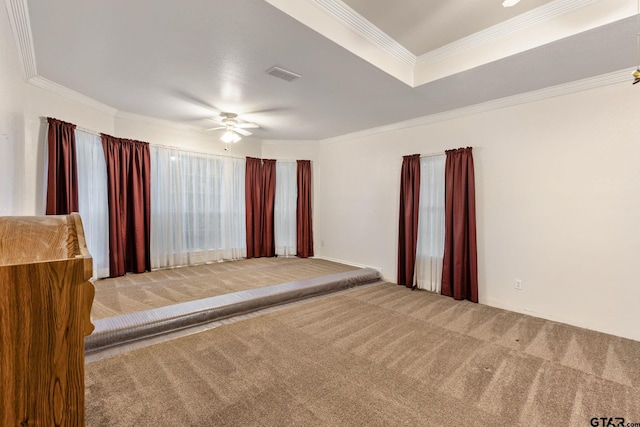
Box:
[235,128,253,136]
[236,122,259,129]
[205,126,225,131]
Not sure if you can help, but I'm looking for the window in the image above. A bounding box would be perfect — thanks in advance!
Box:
[150,147,246,269]
[275,161,297,256]
[414,155,446,291]
[75,129,110,279]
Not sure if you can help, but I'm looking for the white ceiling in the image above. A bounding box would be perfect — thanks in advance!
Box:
[8,0,638,141]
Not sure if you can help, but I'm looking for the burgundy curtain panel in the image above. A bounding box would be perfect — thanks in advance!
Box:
[245,157,264,258]
[245,157,277,258]
[397,154,420,287]
[46,118,79,215]
[441,147,479,303]
[296,160,314,258]
[262,159,276,257]
[101,134,151,278]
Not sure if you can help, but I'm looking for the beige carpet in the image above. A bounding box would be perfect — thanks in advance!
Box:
[85,283,640,426]
[91,258,359,320]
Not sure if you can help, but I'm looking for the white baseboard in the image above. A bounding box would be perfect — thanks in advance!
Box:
[314,256,383,276]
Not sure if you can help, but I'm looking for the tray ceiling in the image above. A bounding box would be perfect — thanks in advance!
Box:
[6,0,637,140]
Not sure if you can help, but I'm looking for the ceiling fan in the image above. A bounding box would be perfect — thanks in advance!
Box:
[206,112,259,143]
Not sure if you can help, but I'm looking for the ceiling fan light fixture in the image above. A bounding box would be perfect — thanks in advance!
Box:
[502,0,520,7]
[221,130,241,143]
[206,112,257,140]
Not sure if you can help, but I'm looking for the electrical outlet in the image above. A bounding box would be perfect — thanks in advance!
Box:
[515,279,523,290]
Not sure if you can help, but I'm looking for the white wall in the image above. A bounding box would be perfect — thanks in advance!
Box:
[261,140,319,162]
[0,7,26,215]
[316,81,640,341]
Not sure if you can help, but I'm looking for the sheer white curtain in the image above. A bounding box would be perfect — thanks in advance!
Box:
[275,161,297,256]
[75,129,110,279]
[217,155,246,260]
[414,154,446,291]
[150,146,246,269]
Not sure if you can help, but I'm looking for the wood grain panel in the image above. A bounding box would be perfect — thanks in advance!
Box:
[0,259,90,426]
[0,214,94,426]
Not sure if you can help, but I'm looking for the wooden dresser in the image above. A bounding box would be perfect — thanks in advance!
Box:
[0,213,95,427]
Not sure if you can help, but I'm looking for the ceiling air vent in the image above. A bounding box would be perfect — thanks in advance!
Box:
[265,66,301,82]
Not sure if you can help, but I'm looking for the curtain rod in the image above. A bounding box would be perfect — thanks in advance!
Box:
[150,143,248,160]
[151,144,303,163]
[74,127,306,162]
[76,126,101,137]
[75,127,247,160]
[400,152,445,160]
[74,127,238,160]
[421,152,444,158]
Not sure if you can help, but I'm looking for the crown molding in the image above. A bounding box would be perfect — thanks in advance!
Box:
[415,0,596,69]
[28,76,118,116]
[310,0,415,67]
[264,0,414,85]
[310,0,609,73]
[4,0,116,116]
[320,68,631,145]
[4,0,36,80]
[278,0,632,88]
[29,77,218,134]
[309,0,597,72]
